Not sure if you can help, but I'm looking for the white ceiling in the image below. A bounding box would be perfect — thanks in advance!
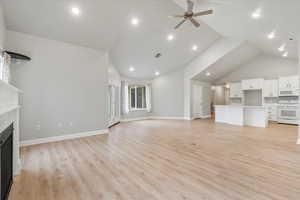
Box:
[2,0,145,51]
[2,0,299,80]
[193,42,261,82]
[174,0,299,59]
[2,0,220,79]
[109,21,220,80]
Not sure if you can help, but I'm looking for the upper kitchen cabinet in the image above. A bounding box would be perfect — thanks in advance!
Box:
[242,79,264,90]
[229,82,242,98]
[278,76,299,96]
[263,80,278,98]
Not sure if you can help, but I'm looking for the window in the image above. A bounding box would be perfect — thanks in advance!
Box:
[129,85,146,110]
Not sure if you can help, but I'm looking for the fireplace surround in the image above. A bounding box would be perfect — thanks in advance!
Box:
[0,124,13,200]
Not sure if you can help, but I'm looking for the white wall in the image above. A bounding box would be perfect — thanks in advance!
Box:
[121,109,150,120]
[108,57,121,125]
[217,55,298,84]
[0,4,5,50]
[152,69,184,118]
[298,38,300,145]
[108,58,121,87]
[7,31,109,141]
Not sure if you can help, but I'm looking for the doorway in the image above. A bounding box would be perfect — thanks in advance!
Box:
[108,85,120,127]
[192,81,212,119]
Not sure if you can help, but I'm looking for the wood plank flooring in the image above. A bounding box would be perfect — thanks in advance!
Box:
[9,119,300,200]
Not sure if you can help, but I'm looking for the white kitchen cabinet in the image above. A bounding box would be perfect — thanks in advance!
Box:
[242,79,264,90]
[265,104,278,122]
[279,76,299,90]
[263,80,278,98]
[229,82,242,98]
[278,76,299,96]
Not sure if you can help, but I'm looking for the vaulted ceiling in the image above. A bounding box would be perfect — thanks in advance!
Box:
[174,0,299,59]
[2,0,220,79]
[193,42,261,82]
[2,0,299,80]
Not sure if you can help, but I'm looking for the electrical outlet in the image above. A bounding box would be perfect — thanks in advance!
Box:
[57,123,63,128]
[69,122,73,127]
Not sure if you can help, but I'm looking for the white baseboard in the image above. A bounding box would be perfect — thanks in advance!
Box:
[150,116,187,120]
[201,115,212,119]
[20,129,109,147]
[184,117,193,121]
[120,117,150,122]
[121,116,191,122]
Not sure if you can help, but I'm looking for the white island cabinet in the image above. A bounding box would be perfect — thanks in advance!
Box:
[215,105,268,128]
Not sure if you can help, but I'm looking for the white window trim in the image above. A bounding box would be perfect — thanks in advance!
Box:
[0,53,4,81]
[129,85,147,111]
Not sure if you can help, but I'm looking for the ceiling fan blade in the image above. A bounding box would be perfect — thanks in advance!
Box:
[169,14,185,18]
[193,9,213,17]
[174,19,187,29]
[189,18,200,27]
[187,0,194,12]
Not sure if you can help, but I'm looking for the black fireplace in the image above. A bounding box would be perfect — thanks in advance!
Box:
[0,124,13,200]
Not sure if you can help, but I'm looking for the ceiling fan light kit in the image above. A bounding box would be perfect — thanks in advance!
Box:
[171,0,213,29]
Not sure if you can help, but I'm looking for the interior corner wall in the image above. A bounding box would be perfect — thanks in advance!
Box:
[216,55,298,84]
[183,37,244,119]
[0,3,6,49]
[108,56,121,124]
[6,31,109,141]
[152,69,184,118]
[298,38,300,145]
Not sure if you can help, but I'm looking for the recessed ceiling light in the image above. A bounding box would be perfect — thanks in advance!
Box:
[251,8,261,19]
[129,67,135,72]
[192,45,198,51]
[282,52,288,57]
[206,72,211,76]
[267,31,276,39]
[71,6,81,16]
[278,44,286,52]
[131,18,140,26]
[167,34,175,41]
[155,71,160,76]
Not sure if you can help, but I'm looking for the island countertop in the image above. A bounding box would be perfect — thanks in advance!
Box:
[214,105,266,109]
[214,105,268,128]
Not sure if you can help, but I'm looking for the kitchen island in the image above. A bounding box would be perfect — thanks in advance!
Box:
[214,105,268,128]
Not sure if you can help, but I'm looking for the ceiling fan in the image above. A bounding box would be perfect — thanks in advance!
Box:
[171,0,213,29]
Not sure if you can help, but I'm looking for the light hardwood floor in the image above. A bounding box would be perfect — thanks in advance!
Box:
[9,119,300,200]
